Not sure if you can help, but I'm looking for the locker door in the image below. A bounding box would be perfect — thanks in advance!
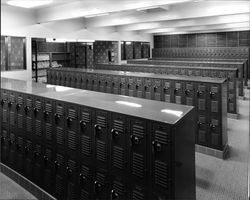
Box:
[129,184,147,200]
[16,93,24,136]
[120,76,127,96]
[106,76,112,94]
[197,115,208,146]
[152,79,162,101]
[94,110,110,170]
[209,84,220,114]
[110,114,127,174]
[135,78,143,98]
[184,82,195,106]
[16,136,24,173]
[24,139,33,180]
[44,99,54,146]
[113,76,120,95]
[80,73,86,89]
[93,74,99,92]
[79,107,93,165]
[66,159,78,200]
[93,169,109,200]
[8,131,16,169]
[110,176,127,200]
[127,77,135,97]
[1,128,9,164]
[209,116,222,149]
[33,143,43,187]
[33,97,43,142]
[195,69,201,76]
[86,73,92,91]
[54,101,65,150]
[70,72,76,88]
[79,163,93,200]
[65,72,71,87]
[180,69,186,76]
[129,119,148,182]
[24,95,33,139]
[163,80,172,103]
[42,146,54,195]
[99,75,105,93]
[54,153,66,199]
[1,90,8,128]
[173,81,183,104]
[8,91,16,131]
[151,123,172,199]
[144,78,152,100]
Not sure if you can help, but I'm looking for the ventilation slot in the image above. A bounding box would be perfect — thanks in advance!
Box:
[155,130,169,145]
[132,189,144,200]
[26,98,32,107]
[81,112,90,123]
[68,160,76,171]
[81,165,90,178]
[97,115,106,128]
[132,125,144,138]
[113,146,124,169]
[55,176,64,196]
[132,153,144,178]
[81,135,91,156]
[68,108,76,119]
[35,120,42,136]
[35,144,42,154]
[80,190,89,200]
[9,94,15,103]
[96,140,106,162]
[96,172,105,185]
[56,127,64,145]
[155,160,169,189]
[113,120,124,133]
[45,103,52,113]
[56,105,64,116]
[113,180,125,196]
[17,114,23,128]
[45,123,52,141]
[10,111,15,125]
[68,131,77,150]
[26,117,32,132]
[35,100,42,110]
[17,96,23,105]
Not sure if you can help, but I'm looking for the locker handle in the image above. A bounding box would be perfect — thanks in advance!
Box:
[25,106,30,113]
[135,85,139,89]
[67,117,73,125]
[174,88,179,93]
[111,189,119,199]
[153,86,158,91]
[119,83,124,87]
[130,135,139,145]
[54,161,60,169]
[79,173,86,184]
[111,129,119,138]
[80,120,87,128]
[197,121,204,127]
[209,92,215,97]
[185,89,190,95]
[8,101,13,107]
[94,124,102,133]
[16,103,21,110]
[43,155,49,162]
[152,141,162,152]
[144,85,148,90]
[163,87,169,92]
[54,113,60,121]
[43,111,49,118]
[94,181,102,193]
[34,151,40,157]
[197,90,203,96]
[9,139,14,146]
[1,136,6,143]
[66,166,72,174]
[33,107,39,114]
[209,124,216,130]
[1,99,6,106]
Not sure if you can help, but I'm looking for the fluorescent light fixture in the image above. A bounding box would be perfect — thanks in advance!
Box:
[115,101,142,108]
[137,6,159,11]
[55,86,72,92]
[77,39,95,43]
[7,0,52,8]
[46,38,77,43]
[161,109,183,117]
[85,13,109,18]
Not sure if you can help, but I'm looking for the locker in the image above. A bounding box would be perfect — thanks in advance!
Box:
[197,84,206,111]
[8,91,16,130]
[135,77,144,98]
[54,152,66,199]
[209,117,222,148]
[144,78,152,100]
[197,115,208,145]
[99,74,106,93]
[79,163,93,200]
[93,169,109,200]
[65,159,78,200]
[65,72,71,87]
[44,99,54,145]
[24,139,33,179]
[1,89,8,128]
[120,76,127,96]
[33,143,43,187]
[110,114,127,174]
[86,73,93,91]
[8,131,16,169]
[33,96,43,141]
[54,101,65,149]
[127,77,135,97]
[113,76,120,95]
[163,81,172,103]
[92,74,99,92]
[152,79,162,101]
[106,76,112,94]
[70,72,76,88]
[16,136,24,173]
[16,92,24,136]
[24,95,33,139]
[110,176,127,200]
[184,82,195,106]
[129,183,148,200]
[173,81,183,104]
[209,85,220,113]
[1,127,9,164]
[79,73,86,89]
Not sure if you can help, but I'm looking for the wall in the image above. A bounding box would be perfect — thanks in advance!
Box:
[154,30,250,48]
[1,5,153,80]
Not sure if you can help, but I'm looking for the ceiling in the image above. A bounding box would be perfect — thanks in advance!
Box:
[1,0,250,35]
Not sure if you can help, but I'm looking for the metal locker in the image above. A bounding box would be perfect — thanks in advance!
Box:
[86,73,93,91]
[163,81,172,103]
[109,176,127,200]
[144,78,152,100]
[43,99,54,146]
[93,169,109,200]
[65,159,78,200]
[173,81,183,104]
[70,72,76,88]
[8,131,16,170]
[92,74,99,92]
[79,163,93,200]
[110,113,127,174]
[129,118,148,182]
[129,183,147,200]
[151,123,172,199]
[54,152,66,199]
[94,110,110,169]
[16,93,24,136]
[24,95,33,139]
[24,139,33,179]
[74,73,80,89]
[79,107,93,165]
[33,96,43,142]
[1,89,8,128]
[1,128,9,164]
[209,117,222,148]
[106,75,112,94]
[209,85,220,113]
[120,76,127,96]
[135,77,144,98]
[152,79,162,101]
[127,77,135,97]
[8,91,16,131]
[99,74,106,93]
[113,76,120,95]
[197,115,208,145]
[197,84,207,112]
[54,101,65,150]
[79,73,86,89]
[42,146,54,195]
[47,69,52,84]
[184,82,195,106]
[33,143,43,187]
[16,136,24,174]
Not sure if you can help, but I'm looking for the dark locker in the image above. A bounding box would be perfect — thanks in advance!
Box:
[70,72,76,88]
[109,175,127,200]
[135,77,144,98]
[86,73,93,91]
[151,123,172,199]
[24,95,33,139]
[129,183,148,200]
[113,76,120,95]
[110,114,127,174]
[197,115,208,145]
[92,74,99,92]
[94,110,110,170]
[75,73,83,89]
[43,99,54,146]
[127,77,135,97]
[120,76,127,96]
[42,146,54,195]
[64,71,70,87]
[65,159,78,200]
[209,117,222,149]
[163,80,172,103]
[8,131,16,170]
[184,82,195,106]
[80,73,86,89]
[33,143,43,187]
[152,79,162,101]
[93,169,109,200]
[79,106,93,165]
[196,84,207,112]
[24,139,33,179]
[16,92,24,136]
[33,96,43,142]
[16,136,24,174]
[209,85,220,113]
[173,81,183,104]
[1,127,9,164]
[8,91,16,131]
[106,75,112,94]
[99,74,106,93]
[79,163,93,200]
[54,101,65,150]
[144,78,152,100]
[54,152,66,199]
[1,89,8,128]
[129,118,148,183]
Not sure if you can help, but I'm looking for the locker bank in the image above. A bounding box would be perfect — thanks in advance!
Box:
[0,1,250,200]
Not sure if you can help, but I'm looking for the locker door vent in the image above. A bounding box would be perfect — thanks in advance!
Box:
[35,100,42,110]
[68,108,76,119]
[113,180,125,196]
[96,140,107,162]
[67,182,77,200]
[113,146,124,169]
[35,120,42,136]
[55,176,64,195]
[10,111,15,125]
[56,127,64,145]
[113,120,124,133]
[56,105,64,116]
[155,130,169,145]
[9,94,15,103]
[17,96,23,105]
[97,115,107,128]
[68,130,77,150]
[132,125,144,138]
[81,165,90,179]
[155,160,169,189]
[45,103,52,113]
[45,123,52,141]
[18,114,23,128]
[81,135,91,156]
[26,117,32,132]
[3,110,7,123]
[81,112,90,123]
[80,189,89,200]
[132,188,144,200]
[132,153,144,178]
[96,172,105,185]
[26,98,32,107]
[26,140,32,150]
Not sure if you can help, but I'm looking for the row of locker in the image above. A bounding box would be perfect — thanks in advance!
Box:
[96,63,238,115]
[127,59,245,96]
[0,84,196,200]
[47,68,228,151]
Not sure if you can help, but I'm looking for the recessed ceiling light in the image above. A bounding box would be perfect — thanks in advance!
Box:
[7,0,53,8]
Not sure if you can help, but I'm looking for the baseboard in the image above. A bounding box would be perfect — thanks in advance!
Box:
[227,113,239,119]
[195,144,229,159]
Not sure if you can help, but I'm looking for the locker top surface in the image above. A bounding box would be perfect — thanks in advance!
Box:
[1,77,194,124]
[98,63,239,72]
[51,67,227,84]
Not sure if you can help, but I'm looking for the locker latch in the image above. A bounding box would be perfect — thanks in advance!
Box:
[209,92,215,97]
[1,99,6,106]
[111,189,119,199]
[8,139,14,146]
[111,129,119,139]
[43,111,49,118]
[25,106,30,114]
[16,103,21,110]
[130,135,139,145]
[43,155,49,162]
[80,120,87,128]
[153,86,158,91]
[197,90,203,96]
[185,89,190,95]
[79,173,86,185]
[209,124,216,130]
[54,160,60,169]
[66,117,73,126]
[94,124,102,134]
[54,113,60,123]
[152,141,162,152]
[94,181,102,193]
[8,101,13,107]
[34,107,39,114]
